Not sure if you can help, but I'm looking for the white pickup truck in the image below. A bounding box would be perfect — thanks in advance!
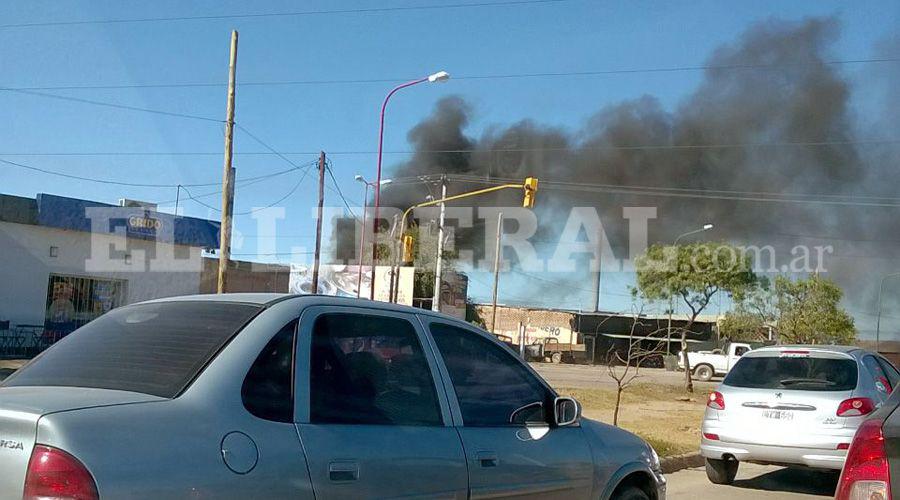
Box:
[677,342,752,381]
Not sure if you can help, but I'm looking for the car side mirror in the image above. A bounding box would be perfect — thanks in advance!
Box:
[554,396,580,427]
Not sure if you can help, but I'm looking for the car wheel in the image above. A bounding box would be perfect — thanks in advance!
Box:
[705,457,739,485]
[611,486,650,500]
[694,364,714,382]
[551,352,562,364]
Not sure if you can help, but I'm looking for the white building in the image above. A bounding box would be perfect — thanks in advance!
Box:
[0,193,219,332]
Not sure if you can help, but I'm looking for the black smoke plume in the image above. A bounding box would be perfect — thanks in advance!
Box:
[346,17,900,329]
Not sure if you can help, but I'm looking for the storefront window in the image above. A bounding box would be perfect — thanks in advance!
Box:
[44,274,126,341]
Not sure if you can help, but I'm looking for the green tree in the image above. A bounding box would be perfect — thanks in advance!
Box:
[720,277,777,342]
[774,275,856,344]
[636,242,756,392]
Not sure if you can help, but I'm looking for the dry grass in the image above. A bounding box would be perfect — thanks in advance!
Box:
[558,383,707,456]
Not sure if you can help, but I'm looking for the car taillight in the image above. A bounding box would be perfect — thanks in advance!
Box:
[838,398,876,417]
[24,445,98,500]
[707,391,725,410]
[836,419,890,500]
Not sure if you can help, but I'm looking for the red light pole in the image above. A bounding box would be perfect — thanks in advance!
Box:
[370,71,450,299]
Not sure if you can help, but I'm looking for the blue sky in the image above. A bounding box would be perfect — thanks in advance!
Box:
[1,0,898,319]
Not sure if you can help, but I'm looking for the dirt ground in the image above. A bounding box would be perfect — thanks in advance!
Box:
[533,363,712,456]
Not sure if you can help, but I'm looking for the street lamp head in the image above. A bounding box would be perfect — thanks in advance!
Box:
[354,175,365,182]
[380,179,393,186]
[427,71,450,83]
[703,223,714,231]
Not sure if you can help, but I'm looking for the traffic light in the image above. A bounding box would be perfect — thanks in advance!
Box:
[523,177,539,208]
[401,235,415,263]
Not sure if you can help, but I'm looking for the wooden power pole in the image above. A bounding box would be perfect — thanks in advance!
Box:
[217,30,239,294]
[490,212,503,333]
[311,151,326,293]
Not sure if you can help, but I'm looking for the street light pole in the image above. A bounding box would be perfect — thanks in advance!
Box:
[355,176,391,299]
[370,71,450,300]
[432,176,447,311]
[876,271,900,353]
[667,223,714,354]
[355,177,371,299]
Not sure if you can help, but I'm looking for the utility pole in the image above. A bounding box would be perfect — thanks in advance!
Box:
[311,151,326,294]
[431,176,447,311]
[490,212,503,333]
[217,30,238,294]
[591,240,602,312]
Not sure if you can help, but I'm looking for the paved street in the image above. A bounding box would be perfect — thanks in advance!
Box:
[667,463,838,499]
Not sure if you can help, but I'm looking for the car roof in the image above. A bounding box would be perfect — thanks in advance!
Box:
[746,344,865,358]
[137,293,467,323]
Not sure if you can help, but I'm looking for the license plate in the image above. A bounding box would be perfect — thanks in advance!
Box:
[761,410,794,421]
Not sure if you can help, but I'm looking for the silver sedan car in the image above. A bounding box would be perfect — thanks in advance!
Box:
[700,345,899,484]
[0,294,664,500]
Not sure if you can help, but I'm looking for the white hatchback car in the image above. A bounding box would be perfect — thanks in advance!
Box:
[699,345,900,484]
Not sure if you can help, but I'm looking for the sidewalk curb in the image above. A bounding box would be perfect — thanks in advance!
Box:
[660,452,704,474]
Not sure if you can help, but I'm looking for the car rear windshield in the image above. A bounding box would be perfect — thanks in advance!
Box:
[724,355,858,391]
[2,301,262,398]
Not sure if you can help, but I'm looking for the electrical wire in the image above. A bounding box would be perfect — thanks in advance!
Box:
[0,154,317,190]
[444,174,900,208]
[0,0,569,29]
[0,87,222,122]
[0,157,221,188]
[6,137,898,157]
[180,164,316,215]
[5,57,899,91]
[512,269,634,297]
[324,161,358,220]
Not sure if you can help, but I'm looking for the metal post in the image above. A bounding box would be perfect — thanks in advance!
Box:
[371,77,429,300]
[490,212,503,333]
[432,177,447,311]
[356,182,370,298]
[217,30,238,294]
[876,272,900,352]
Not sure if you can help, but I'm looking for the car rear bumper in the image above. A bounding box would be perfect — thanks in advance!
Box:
[700,422,851,470]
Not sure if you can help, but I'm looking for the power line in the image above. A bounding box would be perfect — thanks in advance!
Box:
[445,174,900,208]
[5,138,899,157]
[181,165,315,215]
[449,173,900,202]
[0,87,222,122]
[5,57,899,91]
[0,157,220,188]
[512,269,634,297]
[0,155,317,189]
[231,251,315,256]
[324,161,358,220]
[0,0,568,29]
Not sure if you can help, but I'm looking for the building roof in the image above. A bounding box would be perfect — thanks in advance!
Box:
[0,192,219,248]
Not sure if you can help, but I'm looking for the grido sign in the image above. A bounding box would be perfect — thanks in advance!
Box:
[127,215,162,235]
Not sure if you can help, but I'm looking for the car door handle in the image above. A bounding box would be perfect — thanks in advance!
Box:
[328,461,359,481]
[476,452,498,468]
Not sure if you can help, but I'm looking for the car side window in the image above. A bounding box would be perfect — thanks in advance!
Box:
[429,322,552,427]
[734,346,749,357]
[242,320,298,423]
[877,357,900,390]
[309,313,442,426]
[863,355,893,394]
